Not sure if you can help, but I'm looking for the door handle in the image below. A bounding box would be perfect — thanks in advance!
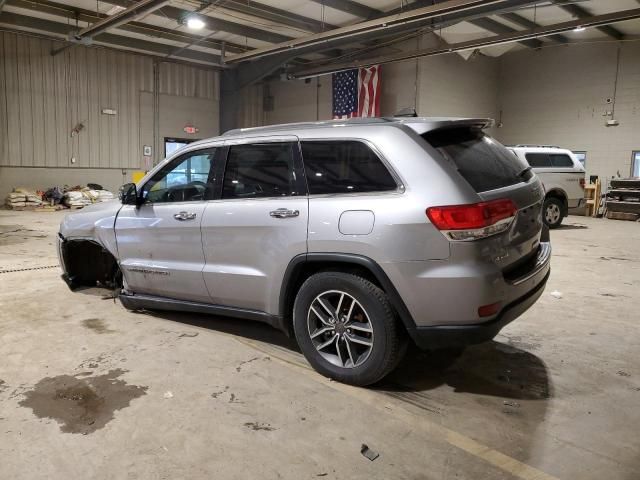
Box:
[174,211,197,221]
[269,208,300,219]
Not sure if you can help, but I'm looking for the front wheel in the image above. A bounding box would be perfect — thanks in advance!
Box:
[293,272,406,386]
[543,197,564,229]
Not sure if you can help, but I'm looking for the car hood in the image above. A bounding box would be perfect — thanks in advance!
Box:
[59,200,123,240]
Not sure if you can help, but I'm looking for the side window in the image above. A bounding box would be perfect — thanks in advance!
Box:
[549,154,574,168]
[222,143,298,199]
[301,141,397,194]
[525,153,552,168]
[142,148,216,203]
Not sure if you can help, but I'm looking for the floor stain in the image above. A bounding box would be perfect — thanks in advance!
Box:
[235,356,260,372]
[18,369,147,434]
[0,379,7,394]
[0,225,47,246]
[82,318,116,334]
[244,421,275,431]
[211,386,229,399]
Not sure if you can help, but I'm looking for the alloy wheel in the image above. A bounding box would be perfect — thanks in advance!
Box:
[307,290,374,368]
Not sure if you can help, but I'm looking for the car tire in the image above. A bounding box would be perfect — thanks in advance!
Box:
[543,197,564,229]
[293,272,406,386]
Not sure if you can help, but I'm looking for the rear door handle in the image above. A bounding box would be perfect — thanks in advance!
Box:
[269,208,300,219]
[174,211,197,221]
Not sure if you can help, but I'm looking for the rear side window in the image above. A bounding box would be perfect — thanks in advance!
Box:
[525,153,574,168]
[422,128,524,193]
[549,154,574,167]
[301,141,397,194]
[525,153,552,168]
[222,143,298,199]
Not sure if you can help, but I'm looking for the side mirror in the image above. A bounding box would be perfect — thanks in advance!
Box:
[119,183,138,205]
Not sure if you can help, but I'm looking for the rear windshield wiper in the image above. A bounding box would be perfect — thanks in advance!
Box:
[518,166,532,178]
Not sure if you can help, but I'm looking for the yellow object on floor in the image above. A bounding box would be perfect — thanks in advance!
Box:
[132,171,146,183]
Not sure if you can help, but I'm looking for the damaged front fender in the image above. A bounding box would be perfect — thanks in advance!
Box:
[59,237,122,290]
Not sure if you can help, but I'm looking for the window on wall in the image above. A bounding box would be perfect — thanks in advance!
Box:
[573,151,586,167]
[632,151,640,177]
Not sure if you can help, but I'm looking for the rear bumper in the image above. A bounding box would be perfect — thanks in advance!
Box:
[408,269,549,349]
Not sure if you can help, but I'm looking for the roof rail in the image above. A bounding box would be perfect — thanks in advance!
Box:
[514,144,562,149]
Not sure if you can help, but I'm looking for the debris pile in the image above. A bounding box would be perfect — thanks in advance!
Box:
[3,184,116,211]
[63,187,115,208]
[4,188,43,209]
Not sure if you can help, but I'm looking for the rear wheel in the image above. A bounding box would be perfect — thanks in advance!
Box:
[543,197,564,228]
[293,272,405,386]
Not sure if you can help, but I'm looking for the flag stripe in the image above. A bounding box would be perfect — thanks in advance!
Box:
[333,65,381,119]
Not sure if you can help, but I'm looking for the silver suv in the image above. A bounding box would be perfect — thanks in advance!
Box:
[58,117,551,386]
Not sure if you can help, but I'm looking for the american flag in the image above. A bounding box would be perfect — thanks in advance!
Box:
[332,66,381,119]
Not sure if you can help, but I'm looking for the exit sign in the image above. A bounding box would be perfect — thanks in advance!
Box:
[183,125,199,134]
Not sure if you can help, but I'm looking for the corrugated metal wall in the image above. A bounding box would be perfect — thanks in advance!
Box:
[0,31,219,171]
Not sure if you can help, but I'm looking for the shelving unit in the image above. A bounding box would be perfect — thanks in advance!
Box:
[605,178,640,221]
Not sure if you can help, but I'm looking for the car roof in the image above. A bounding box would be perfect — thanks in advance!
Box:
[221,116,493,139]
[508,145,573,153]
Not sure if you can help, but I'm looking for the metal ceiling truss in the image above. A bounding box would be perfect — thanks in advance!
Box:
[4,0,248,54]
[559,3,624,40]
[0,11,222,64]
[225,0,543,64]
[291,6,640,78]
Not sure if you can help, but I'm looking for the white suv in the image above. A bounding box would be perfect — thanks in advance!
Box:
[509,145,586,228]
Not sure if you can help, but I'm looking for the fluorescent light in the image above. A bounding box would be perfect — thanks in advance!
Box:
[573,26,586,32]
[186,17,205,30]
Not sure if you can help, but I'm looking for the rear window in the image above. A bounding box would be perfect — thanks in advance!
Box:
[422,127,524,193]
[525,152,574,168]
[301,141,397,194]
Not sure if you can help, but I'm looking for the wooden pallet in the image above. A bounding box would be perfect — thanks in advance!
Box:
[606,211,639,221]
[584,179,601,217]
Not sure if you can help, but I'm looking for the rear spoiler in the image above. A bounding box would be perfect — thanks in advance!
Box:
[396,118,494,136]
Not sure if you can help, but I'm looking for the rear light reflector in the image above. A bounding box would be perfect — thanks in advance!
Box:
[478,302,501,318]
[426,199,517,241]
[579,178,586,189]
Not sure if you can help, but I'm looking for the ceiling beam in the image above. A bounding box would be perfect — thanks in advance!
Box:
[74,0,168,39]
[5,0,248,53]
[307,0,379,20]
[103,0,294,44]
[225,0,522,63]
[219,0,337,33]
[559,3,624,40]
[468,16,542,48]
[499,12,568,44]
[394,0,543,48]
[292,6,640,78]
[0,11,221,64]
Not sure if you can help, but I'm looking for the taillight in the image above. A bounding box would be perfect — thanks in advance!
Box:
[579,178,586,189]
[426,199,517,241]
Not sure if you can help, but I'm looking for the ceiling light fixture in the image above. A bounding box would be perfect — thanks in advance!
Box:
[573,26,586,32]
[186,17,205,30]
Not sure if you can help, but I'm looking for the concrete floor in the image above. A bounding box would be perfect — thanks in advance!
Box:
[0,210,638,480]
